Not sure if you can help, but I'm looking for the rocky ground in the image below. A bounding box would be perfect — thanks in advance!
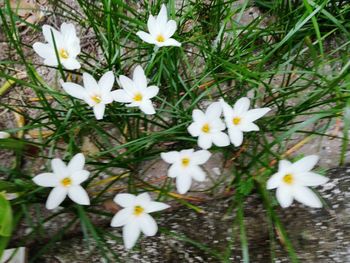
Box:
[29,165,349,263]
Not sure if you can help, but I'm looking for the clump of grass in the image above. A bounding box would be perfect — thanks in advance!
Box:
[0,0,350,261]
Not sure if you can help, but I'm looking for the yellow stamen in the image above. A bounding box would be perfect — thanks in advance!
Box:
[59,49,69,59]
[232,117,241,125]
[61,177,72,187]
[283,174,294,185]
[133,93,143,102]
[181,158,190,167]
[133,205,144,216]
[201,123,210,133]
[156,34,165,42]
[91,95,102,104]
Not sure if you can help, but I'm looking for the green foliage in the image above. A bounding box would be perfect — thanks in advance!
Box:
[0,194,13,258]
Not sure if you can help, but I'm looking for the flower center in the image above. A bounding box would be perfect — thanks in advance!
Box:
[232,117,241,125]
[133,93,143,102]
[181,157,190,167]
[133,205,144,216]
[156,34,165,42]
[201,123,210,133]
[61,177,72,187]
[59,48,69,59]
[283,174,294,185]
[91,95,102,104]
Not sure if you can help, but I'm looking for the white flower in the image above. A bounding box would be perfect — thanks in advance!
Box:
[0,132,10,139]
[161,149,211,194]
[136,4,181,47]
[32,153,90,210]
[112,65,159,115]
[111,192,169,249]
[220,97,270,147]
[61,71,114,120]
[187,102,229,149]
[266,155,329,208]
[33,23,81,70]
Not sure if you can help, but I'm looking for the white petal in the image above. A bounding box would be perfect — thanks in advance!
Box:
[93,104,106,120]
[198,134,212,149]
[51,158,68,177]
[161,38,181,47]
[192,109,205,122]
[297,172,329,186]
[192,150,211,165]
[163,20,177,38]
[233,97,250,115]
[68,153,85,172]
[187,122,201,137]
[239,122,259,132]
[111,208,133,227]
[276,185,293,208]
[0,131,10,139]
[266,172,283,189]
[168,164,180,178]
[292,185,322,208]
[42,25,62,45]
[60,23,77,39]
[112,89,132,103]
[206,102,222,119]
[180,149,194,156]
[144,86,159,99]
[228,127,244,147]
[83,73,99,93]
[245,108,271,122]
[68,185,90,205]
[176,173,192,194]
[133,66,147,89]
[147,15,158,37]
[61,82,86,100]
[71,170,89,185]
[278,160,292,173]
[61,58,81,70]
[114,193,136,207]
[190,166,206,182]
[156,4,168,26]
[98,71,115,94]
[32,173,59,187]
[292,155,319,173]
[119,75,135,92]
[161,151,180,164]
[220,99,234,118]
[136,192,151,204]
[33,42,55,60]
[43,56,59,67]
[123,220,141,249]
[139,214,158,236]
[46,187,68,209]
[211,132,230,147]
[136,31,155,44]
[139,100,156,115]
[145,201,170,213]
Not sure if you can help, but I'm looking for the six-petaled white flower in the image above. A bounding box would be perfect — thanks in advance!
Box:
[187,102,230,149]
[220,97,270,147]
[111,192,170,249]
[161,149,211,194]
[136,4,181,47]
[267,155,329,208]
[32,153,90,210]
[112,65,159,115]
[61,71,115,120]
[33,23,81,70]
